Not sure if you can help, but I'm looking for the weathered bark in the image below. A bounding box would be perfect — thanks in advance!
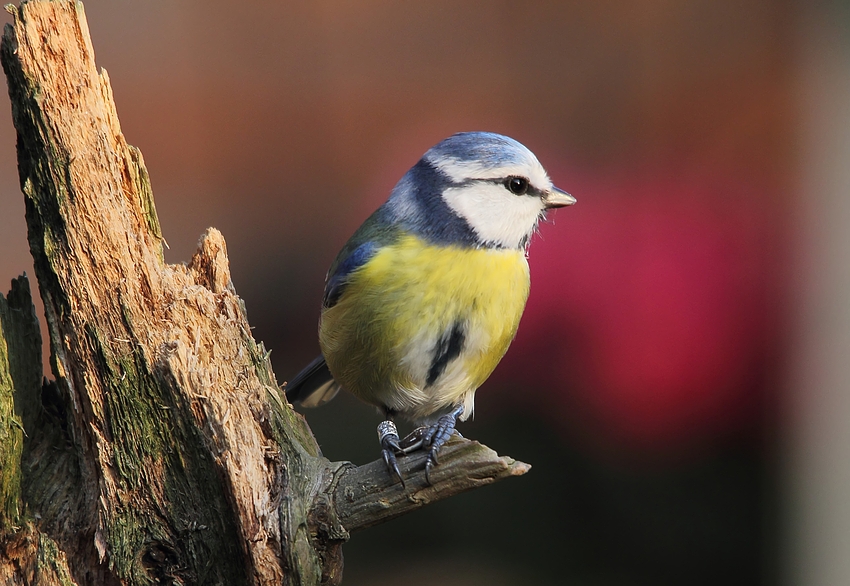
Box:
[0,1,529,584]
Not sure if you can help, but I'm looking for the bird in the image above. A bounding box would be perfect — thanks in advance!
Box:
[285,131,575,485]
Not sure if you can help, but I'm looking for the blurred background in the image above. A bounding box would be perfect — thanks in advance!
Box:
[1,1,847,584]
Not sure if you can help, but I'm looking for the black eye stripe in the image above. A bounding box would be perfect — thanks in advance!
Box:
[450,176,544,198]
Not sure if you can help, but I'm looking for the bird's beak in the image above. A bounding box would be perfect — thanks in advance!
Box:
[543,186,576,208]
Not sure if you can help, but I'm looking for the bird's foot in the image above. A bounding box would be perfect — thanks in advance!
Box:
[381,405,464,486]
[377,419,405,487]
[398,427,426,453]
[419,405,464,485]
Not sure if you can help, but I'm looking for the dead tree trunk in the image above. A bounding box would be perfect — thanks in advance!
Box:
[0,1,529,584]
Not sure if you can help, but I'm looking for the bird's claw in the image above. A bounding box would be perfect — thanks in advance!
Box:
[379,405,464,486]
[421,405,464,485]
[399,427,426,453]
[377,420,405,487]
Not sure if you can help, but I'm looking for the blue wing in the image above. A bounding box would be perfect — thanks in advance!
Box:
[289,208,395,408]
[288,242,378,408]
[322,241,379,309]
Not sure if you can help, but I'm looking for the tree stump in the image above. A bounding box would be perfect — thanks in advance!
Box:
[0,1,529,584]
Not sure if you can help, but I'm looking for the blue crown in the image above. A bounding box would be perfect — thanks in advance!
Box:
[424,132,535,171]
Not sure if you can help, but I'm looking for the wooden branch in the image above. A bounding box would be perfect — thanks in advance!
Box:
[332,437,530,533]
[0,1,529,584]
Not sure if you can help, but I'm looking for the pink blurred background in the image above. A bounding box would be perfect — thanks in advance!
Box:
[1,1,847,584]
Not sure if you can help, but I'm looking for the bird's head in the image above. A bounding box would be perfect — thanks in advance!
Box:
[387,132,575,250]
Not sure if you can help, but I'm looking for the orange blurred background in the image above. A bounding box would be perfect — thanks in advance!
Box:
[1,1,847,584]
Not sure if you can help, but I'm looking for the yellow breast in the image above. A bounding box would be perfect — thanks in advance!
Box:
[319,234,530,420]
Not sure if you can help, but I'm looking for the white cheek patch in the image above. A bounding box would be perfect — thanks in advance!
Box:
[442,183,544,248]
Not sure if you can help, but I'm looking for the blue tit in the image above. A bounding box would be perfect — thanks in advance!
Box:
[286,131,575,484]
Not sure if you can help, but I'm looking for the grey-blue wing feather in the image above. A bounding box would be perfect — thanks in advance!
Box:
[290,205,402,408]
[322,205,402,308]
[292,241,378,406]
[323,241,379,309]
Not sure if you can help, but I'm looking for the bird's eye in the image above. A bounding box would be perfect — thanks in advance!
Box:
[505,176,529,195]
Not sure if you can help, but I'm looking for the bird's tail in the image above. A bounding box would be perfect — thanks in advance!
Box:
[284,355,341,408]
